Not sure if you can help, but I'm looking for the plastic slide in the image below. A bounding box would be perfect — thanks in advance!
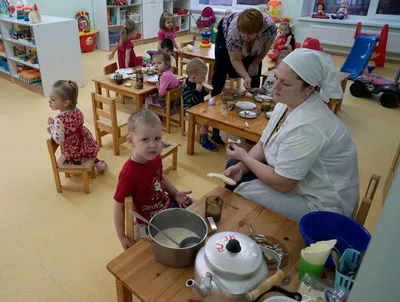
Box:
[340,35,378,80]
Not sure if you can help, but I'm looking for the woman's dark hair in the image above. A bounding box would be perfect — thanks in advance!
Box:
[160,38,173,52]
[159,11,173,31]
[296,74,313,90]
[237,8,263,34]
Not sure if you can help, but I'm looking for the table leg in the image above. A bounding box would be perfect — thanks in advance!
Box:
[187,113,195,155]
[178,54,182,75]
[137,95,143,110]
[115,279,133,302]
[208,62,214,84]
[95,82,102,95]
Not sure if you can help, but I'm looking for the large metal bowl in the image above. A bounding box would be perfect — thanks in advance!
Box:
[148,208,208,268]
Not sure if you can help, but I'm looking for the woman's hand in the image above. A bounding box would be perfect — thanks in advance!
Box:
[244,76,252,90]
[223,164,244,183]
[226,143,248,161]
[247,62,259,77]
[47,117,54,125]
[107,52,114,60]
[174,190,192,208]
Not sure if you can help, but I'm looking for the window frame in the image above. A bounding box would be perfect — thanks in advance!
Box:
[309,0,400,21]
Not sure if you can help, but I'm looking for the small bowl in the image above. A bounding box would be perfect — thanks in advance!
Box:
[254,94,273,102]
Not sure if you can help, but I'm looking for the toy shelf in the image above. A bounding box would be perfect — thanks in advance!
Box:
[164,0,189,33]
[0,15,83,97]
[94,0,143,51]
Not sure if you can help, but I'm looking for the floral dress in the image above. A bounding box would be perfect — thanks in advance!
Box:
[49,108,99,164]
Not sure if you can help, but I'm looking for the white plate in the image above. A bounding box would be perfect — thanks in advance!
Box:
[265,111,273,119]
[109,73,131,80]
[238,110,257,119]
[116,68,134,74]
[146,75,159,83]
[236,101,256,110]
[254,94,273,102]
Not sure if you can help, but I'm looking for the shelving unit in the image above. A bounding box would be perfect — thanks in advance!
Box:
[93,0,189,52]
[94,0,143,51]
[0,15,84,97]
[164,0,190,32]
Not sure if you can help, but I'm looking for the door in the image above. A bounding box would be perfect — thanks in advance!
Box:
[142,2,163,39]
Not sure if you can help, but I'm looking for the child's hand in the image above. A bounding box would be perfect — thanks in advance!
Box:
[119,235,133,250]
[196,83,203,92]
[174,190,192,208]
[107,53,114,60]
[47,126,51,134]
[178,48,185,53]
[47,117,54,125]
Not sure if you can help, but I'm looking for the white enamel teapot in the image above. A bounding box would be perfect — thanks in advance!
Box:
[186,231,286,302]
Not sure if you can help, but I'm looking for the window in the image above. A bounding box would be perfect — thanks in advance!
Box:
[314,0,371,16]
[312,0,400,18]
[194,0,265,11]
[376,0,400,15]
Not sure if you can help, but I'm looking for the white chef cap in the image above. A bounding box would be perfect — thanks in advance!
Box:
[282,48,344,99]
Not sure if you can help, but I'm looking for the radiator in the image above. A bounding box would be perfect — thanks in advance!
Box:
[310,25,400,54]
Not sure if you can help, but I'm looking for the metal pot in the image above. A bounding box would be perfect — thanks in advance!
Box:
[186,231,285,302]
[148,208,208,268]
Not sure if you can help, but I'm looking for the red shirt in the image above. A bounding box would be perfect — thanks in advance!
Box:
[114,156,171,223]
[117,38,144,68]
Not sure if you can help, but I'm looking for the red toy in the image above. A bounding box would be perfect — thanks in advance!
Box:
[354,22,388,68]
[312,0,329,19]
[193,7,215,30]
[302,37,324,51]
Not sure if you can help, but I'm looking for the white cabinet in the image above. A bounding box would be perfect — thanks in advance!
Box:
[142,2,163,39]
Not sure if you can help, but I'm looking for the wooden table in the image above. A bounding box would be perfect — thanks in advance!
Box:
[107,187,304,302]
[186,95,268,155]
[178,45,215,80]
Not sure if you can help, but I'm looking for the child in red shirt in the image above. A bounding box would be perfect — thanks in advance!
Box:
[107,20,144,68]
[113,109,192,250]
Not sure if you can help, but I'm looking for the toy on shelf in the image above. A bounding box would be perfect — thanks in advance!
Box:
[268,20,295,61]
[0,40,5,52]
[10,24,32,41]
[0,58,9,72]
[340,22,388,79]
[23,1,30,21]
[29,4,41,23]
[312,0,329,19]
[192,6,215,31]
[18,68,41,85]
[75,11,99,52]
[331,0,349,20]
[200,31,211,48]
[0,0,13,16]
[16,1,24,19]
[267,0,282,22]
[13,45,38,65]
[350,67,400,109]
[127,10,140,22]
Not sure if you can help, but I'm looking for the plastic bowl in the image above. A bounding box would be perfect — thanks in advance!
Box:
[299,211,371,267]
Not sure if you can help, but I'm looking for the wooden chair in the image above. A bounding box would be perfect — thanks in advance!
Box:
[178,40,195,75]
[103,63,125,104]
[91,93,130,156]
[47,139,96,194]
[383,142,400,201]
[161,140,179,173]
[355,174,381,226]
[150,86,184,134]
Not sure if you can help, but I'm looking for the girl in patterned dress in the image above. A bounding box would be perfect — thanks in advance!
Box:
[47,80,106,173]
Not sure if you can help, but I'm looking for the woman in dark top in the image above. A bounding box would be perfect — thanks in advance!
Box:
[211,9,276,96]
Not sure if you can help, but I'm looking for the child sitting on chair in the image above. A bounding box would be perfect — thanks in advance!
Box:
[47,80,106,172]
[113,109,192,250]
[145,51,181,112]
[160,38,177,72]
[183,58,225,151]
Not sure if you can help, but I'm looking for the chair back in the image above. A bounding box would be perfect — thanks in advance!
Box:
[103,63,118,75]
[125,196,135,242]
[47,138,59,170]
[166,85,183,103]
[91,93,118,130]
[355,175,381,226]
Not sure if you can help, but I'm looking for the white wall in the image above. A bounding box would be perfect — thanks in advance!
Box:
[348,170,400,302]
[33,0,94,20]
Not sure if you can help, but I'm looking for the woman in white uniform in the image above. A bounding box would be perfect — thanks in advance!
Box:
[224,49,359,223]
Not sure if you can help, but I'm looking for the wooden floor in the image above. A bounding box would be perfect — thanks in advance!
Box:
[0,36,399,301]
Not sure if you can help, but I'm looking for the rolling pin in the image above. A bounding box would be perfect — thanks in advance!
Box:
[245,269,285,301]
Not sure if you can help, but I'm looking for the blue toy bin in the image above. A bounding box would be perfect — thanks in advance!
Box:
[299,211,371,267]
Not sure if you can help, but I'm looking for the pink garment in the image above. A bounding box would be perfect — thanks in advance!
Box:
[117,38,144,68]
[157,29,176,41]
[158,69,180,96]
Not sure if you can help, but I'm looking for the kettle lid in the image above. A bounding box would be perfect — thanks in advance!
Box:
[205,231,263,276]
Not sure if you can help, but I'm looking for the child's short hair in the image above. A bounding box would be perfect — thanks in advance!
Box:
[52,80,79,109]
[277,50,291,64]
[153,50,172,69]
[237,8,263,34]
[128,109,161,133]
[186,58,208,77]
[159,11,173,31]
[160,38,174,53]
